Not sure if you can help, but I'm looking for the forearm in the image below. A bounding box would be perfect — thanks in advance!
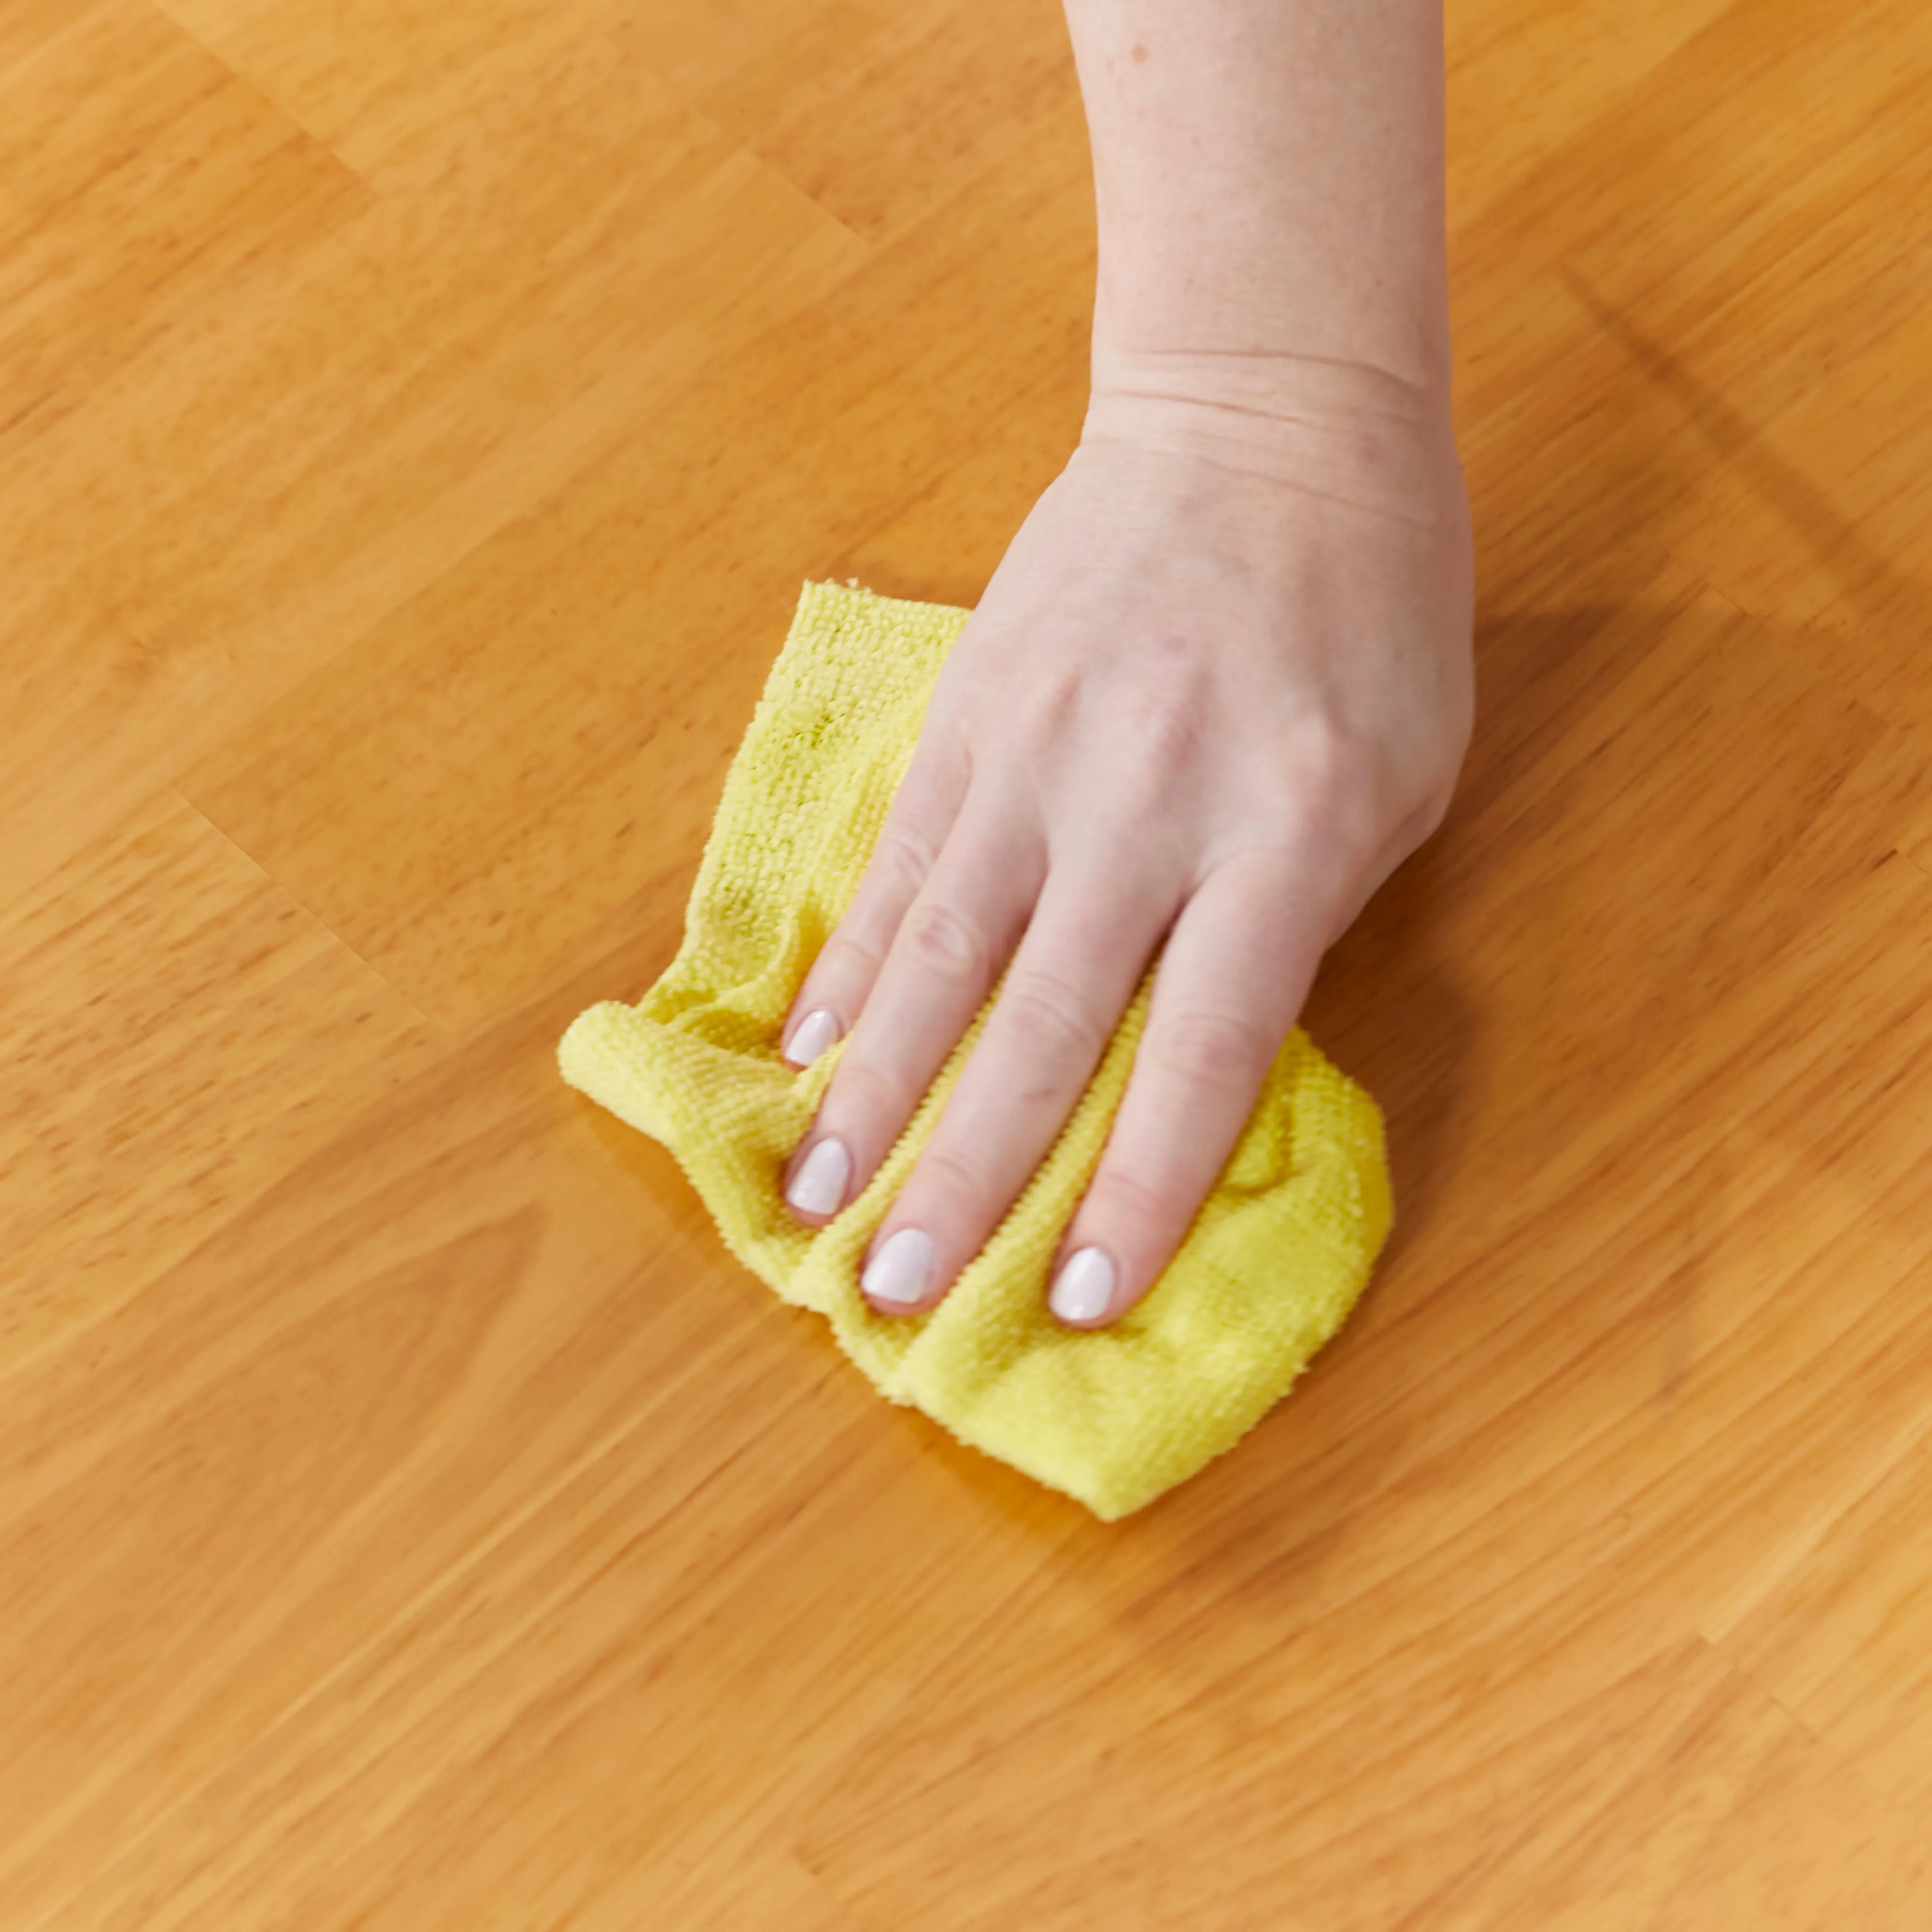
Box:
[1063,0,1456,482]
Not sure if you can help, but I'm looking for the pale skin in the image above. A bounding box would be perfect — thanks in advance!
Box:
[778,0,1476,1326]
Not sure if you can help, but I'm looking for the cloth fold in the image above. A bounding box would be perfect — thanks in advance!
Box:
[557,578,1392,1520]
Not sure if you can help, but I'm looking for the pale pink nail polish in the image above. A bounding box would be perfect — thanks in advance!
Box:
[1049,1246,1115,1323]
[785,1136,851,1216]
[784,1007,841,1067]
[863,1227,933,1307]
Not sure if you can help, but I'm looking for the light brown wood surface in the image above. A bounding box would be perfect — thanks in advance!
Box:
[5,0,1932,1924]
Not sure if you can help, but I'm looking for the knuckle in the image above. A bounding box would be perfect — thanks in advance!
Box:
[876,823,940,897]
[913,1138,990,1208]
[1113,702,1210,807]
[1264,724,1383,865]
[1279,716,1361,815]
[1088,1161,1186,1234]
[817,925,887,983]
[1149,1008,1266,1090]
[902,900,986,983]
[835,1053,915,1120]
[1131,701,1208,775]
[1001,971,1104,1080]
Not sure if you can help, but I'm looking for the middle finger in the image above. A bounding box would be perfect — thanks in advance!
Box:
[852,857,1177,1315]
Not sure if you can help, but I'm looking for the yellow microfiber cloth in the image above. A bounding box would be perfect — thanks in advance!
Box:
[557,578,1392,1520]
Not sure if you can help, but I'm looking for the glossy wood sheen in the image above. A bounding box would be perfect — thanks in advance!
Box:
[5,2,1932,1924]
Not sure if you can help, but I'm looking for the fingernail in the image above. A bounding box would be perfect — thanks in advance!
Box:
[785,1136,851,1216]
[1049,1246,1116,1324]
[863,1226,934,1307]
[783,1007,841,1067]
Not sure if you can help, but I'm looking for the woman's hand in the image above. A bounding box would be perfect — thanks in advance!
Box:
[777,380,1474,1327]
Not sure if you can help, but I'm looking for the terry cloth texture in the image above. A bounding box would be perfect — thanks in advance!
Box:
[557,578,1393,1520]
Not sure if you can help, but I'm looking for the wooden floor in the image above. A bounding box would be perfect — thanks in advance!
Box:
[6,0,1932,1923]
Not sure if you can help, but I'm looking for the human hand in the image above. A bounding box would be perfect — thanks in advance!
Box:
[777,379,1474,1328]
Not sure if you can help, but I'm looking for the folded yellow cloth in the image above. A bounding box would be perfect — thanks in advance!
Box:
[557,579,1392,1520]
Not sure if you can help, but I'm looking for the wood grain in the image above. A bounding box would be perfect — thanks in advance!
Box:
[4,0,1931,1924]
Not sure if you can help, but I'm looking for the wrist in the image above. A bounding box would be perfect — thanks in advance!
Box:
[1080,344,1463,529]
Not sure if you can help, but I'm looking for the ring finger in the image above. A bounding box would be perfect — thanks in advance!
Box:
[849,855,1180,1315]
